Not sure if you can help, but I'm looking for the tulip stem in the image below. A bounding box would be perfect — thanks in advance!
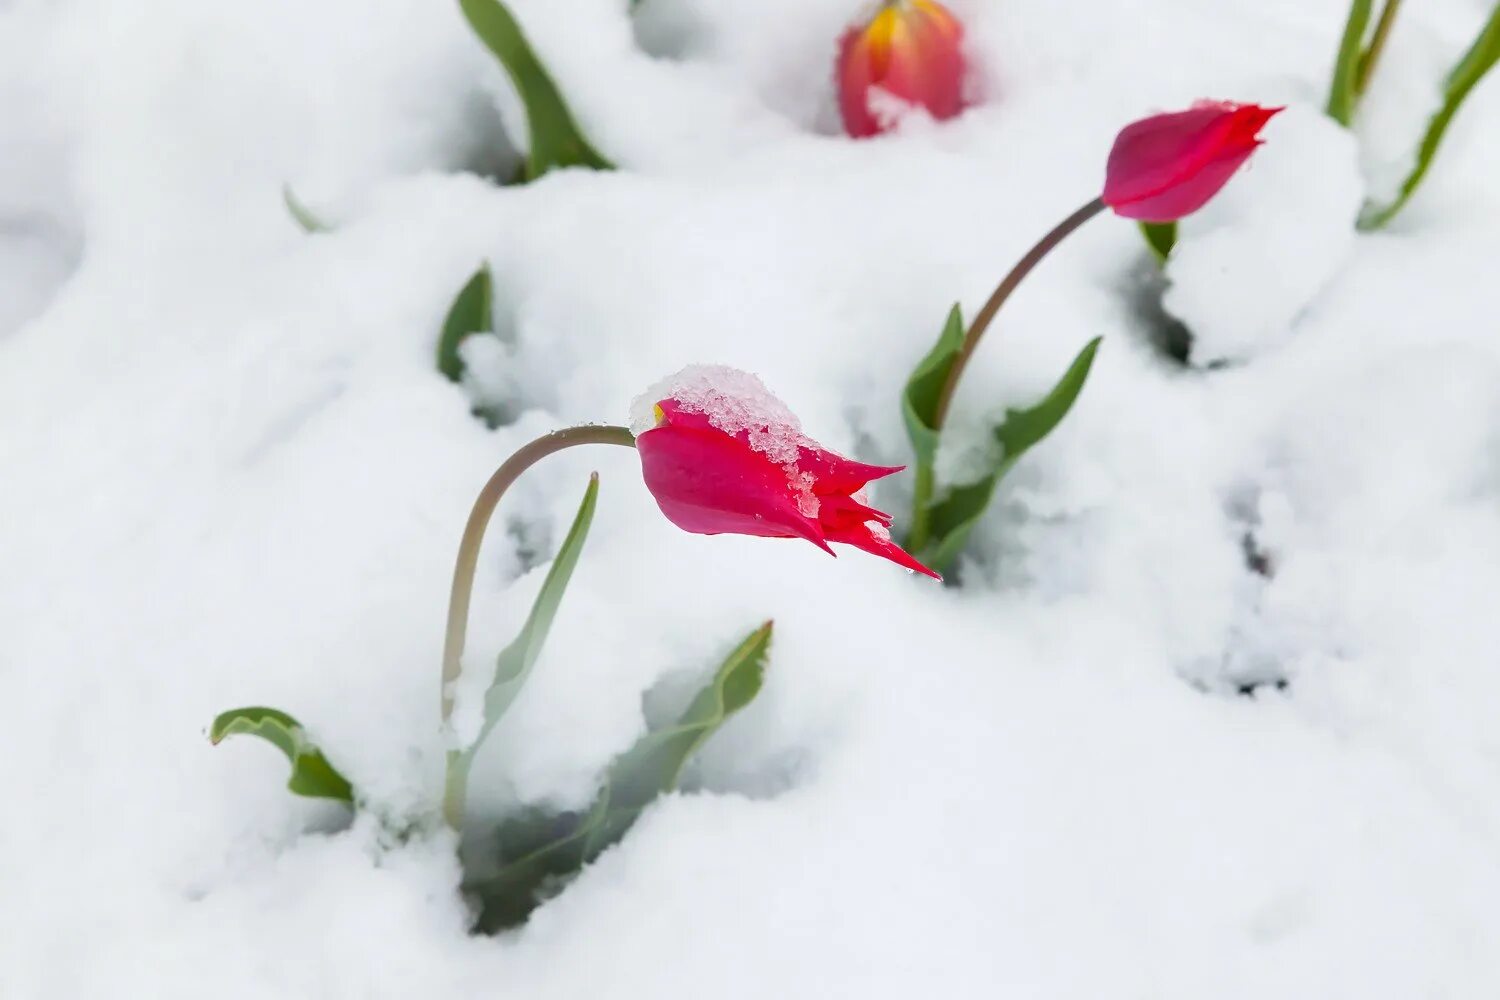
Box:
[1355,0,1403,98]
[931,196,1106,429]
[440,423,636,828]
[907,460,936,554]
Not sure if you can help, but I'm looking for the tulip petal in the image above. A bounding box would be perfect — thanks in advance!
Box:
[658,397,900,496]
[837,27,883,139]
[797,446,904,495]
[637,424,834,555]
[837,0,966,138]
[884,3,964,122]
[1107,144,1258,222]
[818,492,895,531]
[824,519,942,580]
[1103,102,1282,221]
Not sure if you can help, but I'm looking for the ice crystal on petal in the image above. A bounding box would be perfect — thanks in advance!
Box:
[632,364,823,513]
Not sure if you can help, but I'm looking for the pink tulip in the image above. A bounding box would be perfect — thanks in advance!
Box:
[837,0,966,139]
[635,378,940,579]
[1102,101,1283,221]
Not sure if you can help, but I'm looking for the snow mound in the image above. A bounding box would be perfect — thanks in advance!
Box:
[1164,104,1363,364]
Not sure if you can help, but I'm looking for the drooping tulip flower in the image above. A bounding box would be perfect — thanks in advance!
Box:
[632,366,940,578]
[837,0,966,139]
[1102,101,1283,222]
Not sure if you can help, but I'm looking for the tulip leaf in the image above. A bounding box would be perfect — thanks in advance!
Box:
[469,621,771,932]
[1139,220,1176,263]
[901,304,965,555]
[475,474,599,754]
[209,706,354,803]
[901,303,965,468]
[282,184,329,234]
[1359,5,1500,229]
[921,337,1101,574]
[436,261,495,383]
[1327,0,1374,126]
[446,475,600,808]
[458,0,613,182]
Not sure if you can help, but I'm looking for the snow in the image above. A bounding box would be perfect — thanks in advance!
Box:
[3,0,1500,996]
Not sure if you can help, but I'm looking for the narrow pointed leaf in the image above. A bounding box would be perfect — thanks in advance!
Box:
[282,184,329,234]
[458,0,614,181]
[922,337,1102,574]
[436,262,494,382]
[469,621,771,932]
[474,475,599,753]
[1360,5,1500,229]
[588,620,768,824]
[209,706,353,802]
[1327,0,1374,126]
[1139,220,1177,263]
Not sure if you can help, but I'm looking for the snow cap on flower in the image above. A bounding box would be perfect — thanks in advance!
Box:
[837,0,966,139]
[631,365,940,579]
[1102,101,1283,222]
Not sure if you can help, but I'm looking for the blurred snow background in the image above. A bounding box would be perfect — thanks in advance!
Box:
[2,0,1500,996]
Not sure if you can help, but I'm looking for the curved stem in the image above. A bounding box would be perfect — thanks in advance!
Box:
[1355,0,1403,97]
[439,424,635,826]
[931,197,1106,429]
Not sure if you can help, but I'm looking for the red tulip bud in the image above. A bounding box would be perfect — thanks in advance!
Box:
[633,367,940,578]
[1102,101,1283,222]
[837,0,966,139]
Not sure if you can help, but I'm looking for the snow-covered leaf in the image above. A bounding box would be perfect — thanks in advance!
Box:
[458,0,613,181]
[436,261,494,383]
[923,337,1101,574]
[281,184,329,234]
[209,706,353,803]
[469,621,771,932]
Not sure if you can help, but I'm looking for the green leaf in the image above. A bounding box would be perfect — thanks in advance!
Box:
[436,262,495,383]
[1139,220,1177,264]
[474,474,599,755]
[447,475,601,808]
[458,0,614,182]
[1326,0,1374,126]
[209,706,353,803]
[901,303,965,469]
[922,337,1102,574]
[1360,5,1500,229]
[282,184,329,234]
[900,304,965,555]
[469,621,771,932]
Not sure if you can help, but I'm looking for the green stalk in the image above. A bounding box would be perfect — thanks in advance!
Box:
[439,424,636,828]
[1355,0,1404,98]
[906,460,936,555]
[1327,0,1375,126]
[930,198,1106,430]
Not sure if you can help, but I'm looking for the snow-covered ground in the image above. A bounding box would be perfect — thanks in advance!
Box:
[3,0,1500,995]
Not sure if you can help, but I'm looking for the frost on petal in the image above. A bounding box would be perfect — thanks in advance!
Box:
[630,366,809,460]
[631,364,823,513]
